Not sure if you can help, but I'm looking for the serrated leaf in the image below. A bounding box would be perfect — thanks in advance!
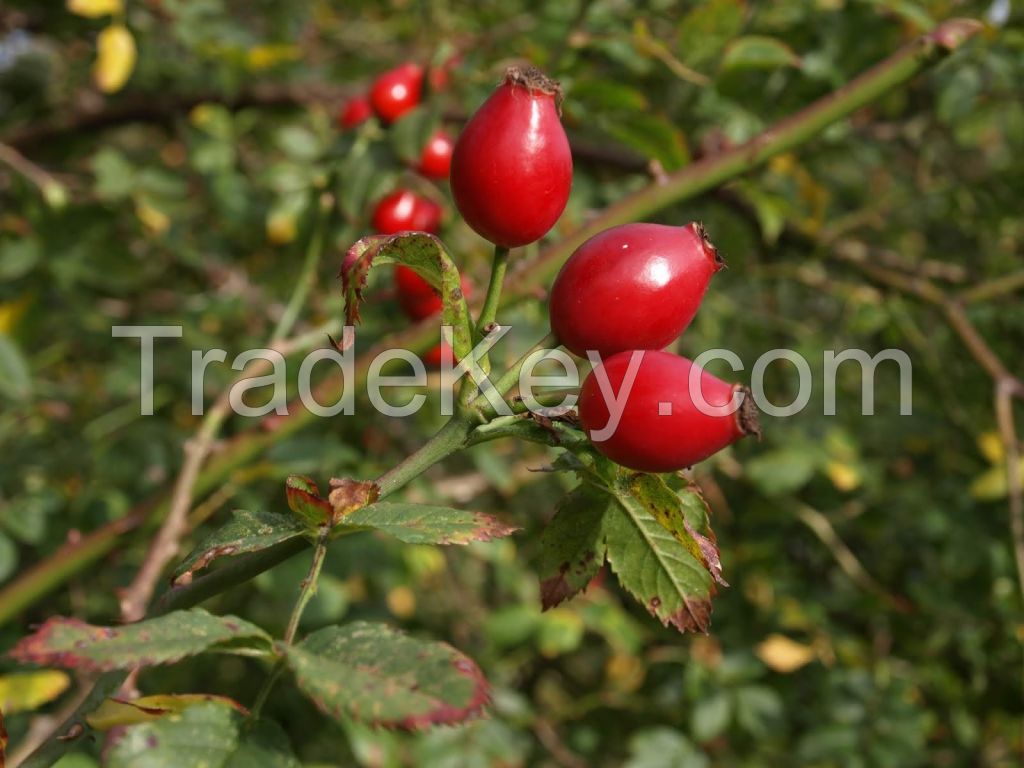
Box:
[602,474,722,633]
[9,609,272,672]
[538,486,610,610]
[0,670,70,714]
[284,622,489,730]
[339,502,518,545]
[389,105,440,166]
[285,475,331,526]
[340,233,473,362]
[93,24,136,94]
[626,475,727,588]
[86,694,248,731]
[173,510,306,585]
[721,36,801,72]
[107,701,298,768]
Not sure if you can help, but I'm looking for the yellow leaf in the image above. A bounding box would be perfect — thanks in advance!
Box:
[386,585,416,619]
[605,652,645,693]
[135,198,170,234]
[756,633,817,673]
[67,0,123,18]
[86,694,247,731]
[970,458,1024,501]
[978,431,1004,464]
[246,44,301,71]
[94,25,136,94]
[0,296,32,335]
[826,460,861,492]
[266,210,297,245]
[0,670,70,714]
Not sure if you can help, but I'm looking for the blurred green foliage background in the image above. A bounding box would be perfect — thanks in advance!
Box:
[1,0,1023,766]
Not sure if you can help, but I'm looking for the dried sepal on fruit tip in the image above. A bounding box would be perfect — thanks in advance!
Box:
[692,222,725,268]
[734,385,763,439]
[503,65,563,110]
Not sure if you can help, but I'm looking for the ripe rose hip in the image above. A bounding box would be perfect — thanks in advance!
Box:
[423,341,455,368]
[549,223,723,358]
[369,63,424,124]
[338,94,372,129]
[417,130,454,179]
[578,350,760,473]
[394,266,472,321]
[450,66,572,248]
[371,190,442,235]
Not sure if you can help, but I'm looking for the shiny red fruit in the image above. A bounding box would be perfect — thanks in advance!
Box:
[423,342,455,368]
[394,266,472,321]
[338,94,372,129]
[417,130,454,179]
[550,223,723,358]
[369,63,424,124]
[450,66,572,248]
[371,190,442,235]
[578,350,760,473]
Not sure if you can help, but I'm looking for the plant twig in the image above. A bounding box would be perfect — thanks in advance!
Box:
[250,528,330,720]
[0,141,66,207]
[118,322,336,623]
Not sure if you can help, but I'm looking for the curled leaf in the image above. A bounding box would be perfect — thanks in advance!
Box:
[327,478,379,523]
[86,694,248,731]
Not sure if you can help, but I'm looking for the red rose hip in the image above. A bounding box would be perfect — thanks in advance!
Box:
[338,94,372,129]
[371,190,442,235]
[450,66,572,248]
[369,63,424,124]
[417,130,454,179]
[394,266,472,321]
[549,223,723,358]
[578,350,760,473]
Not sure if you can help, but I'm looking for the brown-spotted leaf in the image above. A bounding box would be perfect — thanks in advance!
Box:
[600,471,723,633]
[338,502,518,545]
[173,509,306,585]
[9,609,272,673]
[285,475,332,527]
[283,622,489,730]
[86,694,249,731]
[626,474,727,587]
[339,232,473,361]
[327,478,379,524]
[537,486,611,610]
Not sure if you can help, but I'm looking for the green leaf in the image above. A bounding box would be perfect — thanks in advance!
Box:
[691,691,732,742]
[173,510,306,585]
[339,502,518,545]
[389,105,440,166]
[336,144,400,221]
[604,112,690,171]
[745,446,819,496]
[0,335,31,401]
[626,727,708,768]
[721,36,801,72]
[676,0,746,67]
[87,694,248,731]
[283,621,489,730]
[538,485,610,610]
[9,609,272,672]
[284,475,331,527]
[107,701,298,768]
[603,473,722,633]
[341,233,474,362]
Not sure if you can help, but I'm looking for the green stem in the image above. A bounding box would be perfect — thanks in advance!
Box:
[472,332,559,417]
[250,528,329,720]
[476,245,510,336]
[375,416,475,498]
[271,198,329,343]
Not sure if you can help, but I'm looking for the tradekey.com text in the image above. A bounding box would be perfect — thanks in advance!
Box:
[113,325,913,429]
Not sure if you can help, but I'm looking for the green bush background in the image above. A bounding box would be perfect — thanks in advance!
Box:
[1,1,1022,765]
